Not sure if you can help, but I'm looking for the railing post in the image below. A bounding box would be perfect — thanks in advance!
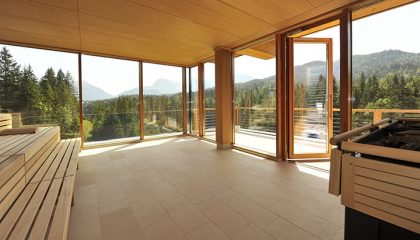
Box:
[373,110,382,123]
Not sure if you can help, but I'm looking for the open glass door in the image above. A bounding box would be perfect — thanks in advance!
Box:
[288,38,333,159]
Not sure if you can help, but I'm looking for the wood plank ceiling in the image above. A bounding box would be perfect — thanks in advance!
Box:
[0,0,361,66]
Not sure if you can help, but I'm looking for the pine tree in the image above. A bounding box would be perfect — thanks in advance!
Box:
[0,47,21,111]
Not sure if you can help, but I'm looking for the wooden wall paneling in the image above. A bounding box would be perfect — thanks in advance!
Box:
[214,48,233,149]
[182,67,187,135]
[139,61,145,140]
[78,53,84,147]
[339,9,352,133]
[198,63,205,137]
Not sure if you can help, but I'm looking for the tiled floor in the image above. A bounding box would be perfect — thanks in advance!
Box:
[68,137,344,240]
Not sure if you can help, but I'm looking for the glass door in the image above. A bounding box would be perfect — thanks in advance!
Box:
[288,38,333,159]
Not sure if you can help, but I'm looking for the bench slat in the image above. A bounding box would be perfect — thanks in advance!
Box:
[17,127,60,161]
[0,168,24,203]
[55,140,76,179]
[48,176,74,240]
[43,139,71,182]
[30,141,65,184]
[0,184,37,240]
[28,178,63,240]
[0,155,24,188]
[65,138,81,177]
[8,181,50,240]
[0,177,25,220]
[0,135,24,151]
[25,134,60,183]
[0,127,51,157]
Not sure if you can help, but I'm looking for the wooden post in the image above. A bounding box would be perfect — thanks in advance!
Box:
[182,67,187,135]
[276,33,287,160]
[373,110,382,123]
[340,9,352,133]
[78,53,84,147]
[215,48,233,149]
[198,63,205,137]
[139,61,145,140]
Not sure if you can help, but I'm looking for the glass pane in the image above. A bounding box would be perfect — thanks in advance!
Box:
[188,67,199,135]
[82,55,139,145]
[304,26,340,136]
[143,63,183,138]
[293,42,329,154]
[233,41,276,155]
[204,62,216,140]
[352,2,420,127]
[0,45,79,139]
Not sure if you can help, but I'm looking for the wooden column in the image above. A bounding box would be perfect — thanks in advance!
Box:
[78,53,84,147]
[214,48,233,149]
[139,61,145,140]
[198,63,205,137]
[340,9,352,133]
[276,34,288,160]
[182,67,187,135]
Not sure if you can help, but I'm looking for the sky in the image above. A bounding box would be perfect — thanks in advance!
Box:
[1,1,418,93]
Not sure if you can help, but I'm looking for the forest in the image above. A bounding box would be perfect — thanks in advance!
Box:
[1,46,419,142]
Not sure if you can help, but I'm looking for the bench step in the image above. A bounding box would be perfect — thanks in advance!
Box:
[0,134,80,240]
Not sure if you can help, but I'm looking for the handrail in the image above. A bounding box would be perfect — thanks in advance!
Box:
[330,118,392,145]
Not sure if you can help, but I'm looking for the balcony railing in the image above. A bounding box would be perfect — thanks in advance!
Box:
[202,107,420,136]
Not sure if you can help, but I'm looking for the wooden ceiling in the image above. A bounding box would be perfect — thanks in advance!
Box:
[0,0,364,66]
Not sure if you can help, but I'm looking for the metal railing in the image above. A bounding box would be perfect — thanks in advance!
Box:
[203,107,420,136]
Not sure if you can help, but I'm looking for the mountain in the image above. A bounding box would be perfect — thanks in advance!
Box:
[292,50,419,83]
[82,82,114,101]
[119,78,182,96]
[351,50,420,80]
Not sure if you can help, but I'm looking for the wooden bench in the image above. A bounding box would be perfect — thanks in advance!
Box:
[0,127,80,240]
[0,114,12,131]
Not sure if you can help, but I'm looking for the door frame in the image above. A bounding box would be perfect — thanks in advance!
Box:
[287,37,333,159]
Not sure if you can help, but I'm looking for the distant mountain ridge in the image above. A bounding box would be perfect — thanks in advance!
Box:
[83,50,419,100]
[82,82,113,101]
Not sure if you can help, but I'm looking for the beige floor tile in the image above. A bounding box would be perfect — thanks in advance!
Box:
[68,203,101,240]
[291,195,344,228]
[197,198,249,237]
[142,218,186,240]
[174,181,211,204]
[100,208,144,240]
[269,200,341,240]
[70,138,343,240]
[232,224,274,240]
[332,229,344,240]
[130,194,170,228]
[185,223,229,240]
[76,172,97,187]
[168,203,210,233]
[98,187,129,215]
[74,184,98,206]
[223,193,278,229]
[161,196,190,212]
[264,217,318,240]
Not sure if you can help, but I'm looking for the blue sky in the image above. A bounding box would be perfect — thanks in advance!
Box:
[1,1,418,95]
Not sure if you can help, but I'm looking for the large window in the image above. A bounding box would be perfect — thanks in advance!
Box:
[187,66,199,135]
[0,45,79,139]
[234,41,276,155]
[204,62,216,140]
[352,2,420,127]
[82,55,139,145]
[143,63,183,138]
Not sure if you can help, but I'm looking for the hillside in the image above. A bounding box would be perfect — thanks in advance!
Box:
[82,82,113,101]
